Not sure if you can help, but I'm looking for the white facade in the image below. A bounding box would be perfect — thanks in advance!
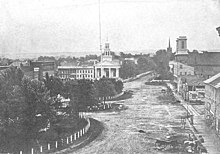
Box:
[58,66,94,81]
[169,61,194,76]
[58,42,121,80]
[95,42,120,79]
[204,73,220,132]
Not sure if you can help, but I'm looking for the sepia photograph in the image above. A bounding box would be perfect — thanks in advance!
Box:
[0,0,220,153]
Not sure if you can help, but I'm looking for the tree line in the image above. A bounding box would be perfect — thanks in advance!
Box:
[120,50,174,80]
[0,66,123,153]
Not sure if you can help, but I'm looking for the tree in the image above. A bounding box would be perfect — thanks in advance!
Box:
[108,78,124,94]
[0,67,25,130]
[62,80,79,117]
[43,72,63,97]
[77,79,97,109]
[20,78,56,140]
[137,56,156,73]
[153,49,172,80]
[115,80,123,93]
[119,61,138,79]
[94,78,117,104]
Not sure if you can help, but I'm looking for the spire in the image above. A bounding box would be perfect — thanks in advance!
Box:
[167,37,172,53]
[168,37,171,48]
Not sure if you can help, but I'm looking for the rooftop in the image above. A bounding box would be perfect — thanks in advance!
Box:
[181,75,205,86]
[58,66,94,69]
[204,72,220,88]
[188,51,220,66]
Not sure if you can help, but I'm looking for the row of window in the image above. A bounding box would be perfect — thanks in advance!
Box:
[59,69,93,74]
[60,74,94,79]
[179,71,192,75]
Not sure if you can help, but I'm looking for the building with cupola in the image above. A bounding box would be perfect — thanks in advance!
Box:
[94,42,120,79]
[57,42,121,81]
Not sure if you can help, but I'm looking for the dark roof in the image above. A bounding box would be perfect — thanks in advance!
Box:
[188,52,220,66]
[181,75,205,86]
[204,73,220,88]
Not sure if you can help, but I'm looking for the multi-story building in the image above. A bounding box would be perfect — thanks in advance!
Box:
[58,42,121,80]
[187,51,220,79]
[204,73,220,133]
[21,61,56,80]
[58,66,95,81]
[94,42,120,79]
[169,61,195,76]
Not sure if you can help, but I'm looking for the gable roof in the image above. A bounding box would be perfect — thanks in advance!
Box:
[95,60,120,66]
[204,72,220,88]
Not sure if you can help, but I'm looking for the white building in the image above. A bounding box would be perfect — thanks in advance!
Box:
[58,42,121,80]
[58,66,95,81]
[169,61,194,76]
[204,73,220,132]
[94,42,120,79]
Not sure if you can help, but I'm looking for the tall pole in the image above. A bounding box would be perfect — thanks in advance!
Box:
[99,0,103,78]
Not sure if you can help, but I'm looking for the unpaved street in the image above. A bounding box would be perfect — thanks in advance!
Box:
[73,75,189,154]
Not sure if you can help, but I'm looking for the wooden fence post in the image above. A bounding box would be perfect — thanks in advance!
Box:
[48,143,50,150]
[55,141,58,148]
[71,135,73,143]
[31,148,34,154]
[61,139,64,146]
[40,146,43,153]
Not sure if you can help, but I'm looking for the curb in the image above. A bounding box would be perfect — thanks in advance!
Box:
[51,118,104,154]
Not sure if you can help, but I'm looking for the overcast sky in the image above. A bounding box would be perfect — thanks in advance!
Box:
[0,0,220,58]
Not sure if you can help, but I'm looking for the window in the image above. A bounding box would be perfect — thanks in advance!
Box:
[180,72,182,75]
[185,72,187,75]
[180,65,183,69]
[181,41,184,49]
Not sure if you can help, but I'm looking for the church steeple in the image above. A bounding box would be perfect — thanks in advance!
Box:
[167,38,172,54]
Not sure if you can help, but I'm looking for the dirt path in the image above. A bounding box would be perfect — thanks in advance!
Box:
[71,75,190,154]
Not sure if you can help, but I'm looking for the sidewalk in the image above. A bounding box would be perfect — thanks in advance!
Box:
[167,83,220,154]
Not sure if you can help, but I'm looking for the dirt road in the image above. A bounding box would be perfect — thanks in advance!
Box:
[72,75,189,154]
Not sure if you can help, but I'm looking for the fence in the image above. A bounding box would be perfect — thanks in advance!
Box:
[14,115,90,154]
[98,91,124,102]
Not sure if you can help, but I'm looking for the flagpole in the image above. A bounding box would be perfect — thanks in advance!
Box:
[99,0,103,78]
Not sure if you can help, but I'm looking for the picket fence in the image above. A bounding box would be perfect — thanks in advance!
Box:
[13,113,90,154]
[98,91,124,101]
